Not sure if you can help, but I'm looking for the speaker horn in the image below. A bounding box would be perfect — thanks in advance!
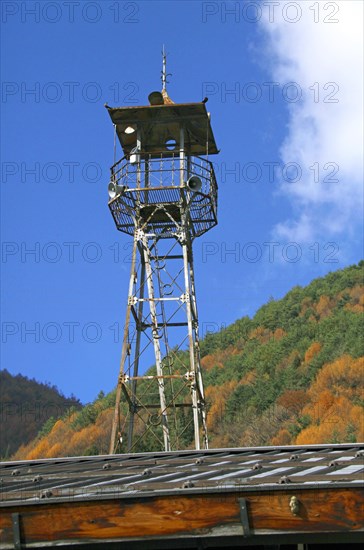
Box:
[108,181,126,199]
[187,175,202,193]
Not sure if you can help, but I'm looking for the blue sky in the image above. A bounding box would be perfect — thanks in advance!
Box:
[1,1,363,403]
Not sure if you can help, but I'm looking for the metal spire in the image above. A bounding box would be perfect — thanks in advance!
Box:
[161,45,171,92]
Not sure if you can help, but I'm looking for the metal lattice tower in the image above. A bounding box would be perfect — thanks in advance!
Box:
[107,58,219,454]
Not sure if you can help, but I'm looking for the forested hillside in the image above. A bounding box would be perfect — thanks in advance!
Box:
[9,262,364,460]
[0,371,82,458]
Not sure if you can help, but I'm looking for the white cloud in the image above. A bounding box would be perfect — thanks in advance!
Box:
[260,0,363,243]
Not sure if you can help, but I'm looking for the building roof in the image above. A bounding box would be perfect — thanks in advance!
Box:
[1,443,363,504]
[1,444,363,548]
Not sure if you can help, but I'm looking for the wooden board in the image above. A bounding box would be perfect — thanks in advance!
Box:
[0,487,363,548]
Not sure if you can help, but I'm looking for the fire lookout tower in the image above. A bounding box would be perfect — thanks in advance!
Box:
[107,56,219,454]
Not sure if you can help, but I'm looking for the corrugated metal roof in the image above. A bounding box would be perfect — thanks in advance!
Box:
[1,443,363,506]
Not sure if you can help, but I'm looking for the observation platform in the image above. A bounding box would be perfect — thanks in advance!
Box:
[108,152,218,238]
[106,98,219,239]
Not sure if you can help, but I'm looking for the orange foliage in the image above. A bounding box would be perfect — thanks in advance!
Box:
[344,285,364,313]
[348,284,363,302]
[241,371,254,385]
[248,326,272,344]
[316,294,333,319]
[296,397,363,444]
[276,350,300,372]
[295,356,364,444]
[299,296,313,317]
[314,295,335,319]
[68,429,92,456]
[271,429,292,446]
[308,355,364,400]
[26,439,51,460]
[205,380,238,432]
[304,342,321,363]
[47,443,62,457]
[273,328,286,341]
[201,354,223,371]
[12,408,114,460]
[347,303,364,313]
[201,347,239,371]
[277,390,309,416]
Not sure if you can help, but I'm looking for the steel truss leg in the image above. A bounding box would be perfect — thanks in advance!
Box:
[109,225,208,454]
[140,232,171,451]
[181,230,208,450]
[109,235,139,455]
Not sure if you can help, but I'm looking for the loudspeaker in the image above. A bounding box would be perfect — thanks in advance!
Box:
[187,175,202,192]
[108,181,126,199]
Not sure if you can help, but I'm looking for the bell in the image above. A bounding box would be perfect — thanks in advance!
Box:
[148,91,164,105]
[187,175,202,192]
